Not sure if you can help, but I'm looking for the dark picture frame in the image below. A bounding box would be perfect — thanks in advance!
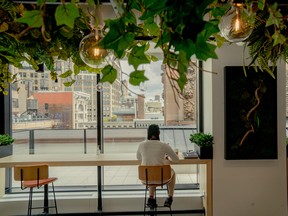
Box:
[224,66,278,160]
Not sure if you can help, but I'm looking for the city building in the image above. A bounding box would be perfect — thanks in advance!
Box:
[162,64,197,126]
[32,91,90,129]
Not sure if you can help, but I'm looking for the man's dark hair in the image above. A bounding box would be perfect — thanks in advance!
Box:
[147,124,160,140]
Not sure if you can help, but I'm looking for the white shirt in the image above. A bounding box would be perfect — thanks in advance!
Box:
[136,140,179,165]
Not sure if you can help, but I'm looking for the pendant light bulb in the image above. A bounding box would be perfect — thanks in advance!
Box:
[79,30,108,68]
[219,3,253,43]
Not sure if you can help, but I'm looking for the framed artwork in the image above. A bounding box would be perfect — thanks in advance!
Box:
[224,66,278,160]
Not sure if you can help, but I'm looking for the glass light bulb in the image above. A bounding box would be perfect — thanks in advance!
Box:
[219,4,253,43]
[79,31,108,68]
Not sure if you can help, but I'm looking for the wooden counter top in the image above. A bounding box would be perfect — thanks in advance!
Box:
[0,153,211,167]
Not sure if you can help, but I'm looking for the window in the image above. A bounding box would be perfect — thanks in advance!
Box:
[10,59,200,192]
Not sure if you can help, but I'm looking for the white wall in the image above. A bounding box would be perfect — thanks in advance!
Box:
[203,44,287,216]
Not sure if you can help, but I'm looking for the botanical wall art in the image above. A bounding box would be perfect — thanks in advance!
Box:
[224,66,277,160]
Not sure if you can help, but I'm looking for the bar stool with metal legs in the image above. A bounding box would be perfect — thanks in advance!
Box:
[14,164,58,216]
[138,164,173,216]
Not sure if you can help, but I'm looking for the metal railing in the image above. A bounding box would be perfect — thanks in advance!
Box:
[12,127,197,155]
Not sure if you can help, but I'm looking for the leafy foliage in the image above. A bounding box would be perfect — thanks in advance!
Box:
[98,0,229,91]
[189,132,214,147]
[0,0,287,95]
[0,134,14,146]
[247,2,287,77]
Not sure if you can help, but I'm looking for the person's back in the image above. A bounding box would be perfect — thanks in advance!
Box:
[136,124,179,208]
[137,140,179,165]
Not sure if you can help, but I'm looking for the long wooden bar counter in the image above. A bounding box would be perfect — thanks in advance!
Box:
[0,153,212,216]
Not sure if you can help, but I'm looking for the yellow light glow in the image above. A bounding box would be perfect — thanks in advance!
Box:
[235,18,240,32]
[219,3,253,43]
[94,48,100,57]
[79,30,109,68]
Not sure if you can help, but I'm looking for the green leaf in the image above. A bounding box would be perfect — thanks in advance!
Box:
[123,11,137,25]
[266,3,282,28]
[272,32,286,46]
[129,1,142,11]
[155,30,170,48]
[139,0,168,20]
[258,0,265,10]
[140,10,156,21]
[214,34,226,48]
[55,4,79,29]
[86,0,95,7]
[141,0,168,14]
[273,12,282,28]
[85,66,102,73]
[177,40,196,60]
[0,22,8,32]
[118,32,135,51]
[195,36,217,61]
[74,64,80,76]
[176,51,189,91]
[176,73,188,92]
[17,10,42,28]
[201,20,220,41]
[265,13,274,27]
[59,69,73,78]
[129,70,149,86]
[144,17,160,36]
[100,65,118,84]
[128,45,150,69]
[63,79,76,87]
[211,4,229,17]
[100,18,129,58]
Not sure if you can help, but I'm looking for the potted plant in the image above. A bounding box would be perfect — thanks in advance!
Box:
[0,134,14,158]
[189,132,213,159]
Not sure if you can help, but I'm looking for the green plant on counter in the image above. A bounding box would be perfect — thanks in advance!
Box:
[189,132,214,147]
[0,134,15,146]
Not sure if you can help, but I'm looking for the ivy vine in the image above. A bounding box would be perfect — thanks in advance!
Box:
[0,0,287,95]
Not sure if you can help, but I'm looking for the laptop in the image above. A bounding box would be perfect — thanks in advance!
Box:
[182,150,199,159]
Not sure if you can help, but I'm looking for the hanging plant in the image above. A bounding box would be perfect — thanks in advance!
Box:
[246,1,288,77]
[98,0,227,92]
[0,0,286,95]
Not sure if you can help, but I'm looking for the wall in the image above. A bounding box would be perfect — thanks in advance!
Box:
[203,44,287,216]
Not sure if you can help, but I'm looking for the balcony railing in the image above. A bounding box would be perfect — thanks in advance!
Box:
[10,127,199,190]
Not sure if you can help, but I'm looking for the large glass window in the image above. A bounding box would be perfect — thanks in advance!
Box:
[10,58,200,192]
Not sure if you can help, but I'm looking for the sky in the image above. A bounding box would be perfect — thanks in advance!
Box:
[119,60,163,101]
